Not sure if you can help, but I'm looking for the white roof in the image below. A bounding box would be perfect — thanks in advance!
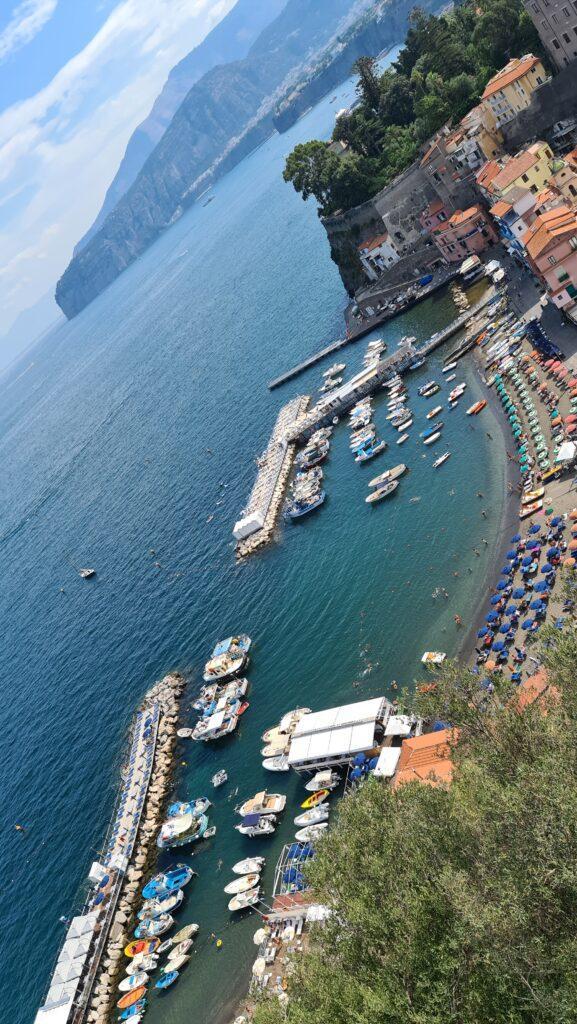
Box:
[373,747,401,778]
[384,715,414,737]
[45,974,81,1007]
[51,961,83,986]
[58,934,91,963]
[293,698,384,739]
[556,441,576,463]
[34,997,75,1024]
[66,912,98,939]
[288,720,377,765]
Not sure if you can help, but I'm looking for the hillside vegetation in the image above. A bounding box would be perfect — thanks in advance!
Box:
[284,0,543,216]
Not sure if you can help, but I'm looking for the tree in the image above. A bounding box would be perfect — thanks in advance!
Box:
[379,75,415,128]
[353,56,382,113]
[254,629,577,1024]
[283,141,341,213]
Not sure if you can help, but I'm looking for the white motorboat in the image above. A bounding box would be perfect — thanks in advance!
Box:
[423,431,441,445]
[237,791,286,816]
[304,770,340,792]
[369,464,406,488]
[212,769,228,787]
[127,954,158,974]
[295,822,329,842]
[397,434,409,444]
[118,972,149,991]
[442,361,457,372]
[235,814,277,837]
[426,405,443,420]
[228,887,260,912]
[168,939,194,959]
[433,452,451,468]
[233,857,265,875]
[138,889,184,920]
[294,805,330,827]
[396,418,412,430]
[262,755,290,772]
[366,479,399,504]
[224,872,261,895]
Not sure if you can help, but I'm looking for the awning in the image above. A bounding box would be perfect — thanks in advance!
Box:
[372,747,401,778]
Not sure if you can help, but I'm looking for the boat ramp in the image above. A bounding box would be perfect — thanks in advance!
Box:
[35,674,184,1024]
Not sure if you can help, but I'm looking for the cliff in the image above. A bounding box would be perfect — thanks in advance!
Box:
[74,0,286,254]
[56,0,362,318]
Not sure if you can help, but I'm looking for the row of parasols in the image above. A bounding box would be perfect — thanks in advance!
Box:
[494,372,551,475]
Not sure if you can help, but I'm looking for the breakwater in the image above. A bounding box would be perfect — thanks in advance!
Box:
[35,674,184,1024]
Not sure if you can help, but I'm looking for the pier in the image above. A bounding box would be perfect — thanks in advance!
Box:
[234,395,309,559]
[35,674,184,1024]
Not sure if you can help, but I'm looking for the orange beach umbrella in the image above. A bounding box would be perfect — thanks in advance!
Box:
[563,557,576,568]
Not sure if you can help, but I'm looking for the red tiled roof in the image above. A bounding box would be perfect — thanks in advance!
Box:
[476,160,501,190]
[449,205,483,226]
[524,205,577,260]
[481,55,541,99]
[515,670,560,712]
[491,149,542,192]
[392,729,457,789]
[490,200,512,218]
[358,232,389,253]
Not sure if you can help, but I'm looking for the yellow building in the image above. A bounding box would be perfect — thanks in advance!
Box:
[486,142,554,200]
[480,54,549,131]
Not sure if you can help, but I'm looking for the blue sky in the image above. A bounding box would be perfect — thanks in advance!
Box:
[0,0,234,335]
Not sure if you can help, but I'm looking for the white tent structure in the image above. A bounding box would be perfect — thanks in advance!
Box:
[288,697,390,772]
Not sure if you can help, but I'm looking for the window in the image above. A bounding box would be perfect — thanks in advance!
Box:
[570,184,577,196]
[553,37,561,47]
[522,173,529,182]
[549,255,557,264]
[563,5,570,14]
[563,31,571,41]
[570,236,577,251]
[552,12,558,20]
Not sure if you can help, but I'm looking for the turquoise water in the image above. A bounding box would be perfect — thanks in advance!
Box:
[0,74,507,1024]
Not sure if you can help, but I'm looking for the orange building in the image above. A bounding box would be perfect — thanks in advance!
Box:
[392,728,457,788]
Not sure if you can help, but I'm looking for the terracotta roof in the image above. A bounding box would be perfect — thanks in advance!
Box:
[524,205,577,260]
[476,160,501,190]
[481,54,541,100]
[392,728,457,789]
[515,670,560,712]
[491,149,543,192]
[490,200,512,218]
[358,232,389,253]
[449,205,483,225]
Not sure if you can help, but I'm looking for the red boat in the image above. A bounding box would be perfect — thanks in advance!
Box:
[237,701,250,716]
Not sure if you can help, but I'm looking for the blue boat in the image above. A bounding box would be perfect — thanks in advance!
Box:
[354,440,386,463]
[119,1001,147,1020]
[156,971,179,990]
[420,422,444,439]
[142,864,195,900]
[168,797,211,818]
[157,811,209,849]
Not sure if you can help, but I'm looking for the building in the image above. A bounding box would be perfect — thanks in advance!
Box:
[549,155,577,203]
[477,141,554,201]
[430,204,498,263]
[419,199,450,233]
[357,232,401,281]
[287,696,394,773]
[523,204,577,314]
[489,187,537,257]
[480,54,549,130]
[392,729,456,789]
[524,0,577,69]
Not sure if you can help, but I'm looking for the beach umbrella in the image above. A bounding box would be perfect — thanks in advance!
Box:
[566,424,577,434]
[568,378,577,388]
[492,640,506,651]
[253,928,269,946]
[499,622,512,634]
[564,557,576,567]
[551,516,563,527]
[490,594,502,605]
[252,958,267,978]
[526,540,541,551]
[477,627,489,638]
[534,580,549,593]
[506,604,518,616]
[570,539,577,551]
[486,611,499,623]
[521,618,535,630]
[528,524,541,534]
[551,416,562,427]
[513,428,521,437]
[496,579,508,591]
[506,549,518,560]
[501,565,513,575]
[547,547,561,558]
[521,555,533,567]
[486,659,498,672]
[541,562,554,573]
[530,598,545,611]
[571,510,577,521]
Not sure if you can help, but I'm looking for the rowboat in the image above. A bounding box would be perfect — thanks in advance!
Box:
[442,362,457,372]
[433,452,451,468]
[295,822,328,842]
[466,400,487,415]
[125,938,160,958]
[301,789,329,809]
[138,889,183,920]
[369,464,406,488]
[366,480,399,504]
[421,651,446,665]
[224,872,260,895]
[134,914,174,938]
[126,955,158,974]
[156,971,179,989]
[117,987,147,1010]
[118,972,149,992]
[522,487,545,504]
[119,1003,146,1021]
[233,857,265,875]
[229,887,260,912]
[520,500,543,519]
[165,953,190,971]
[172,923,200,944]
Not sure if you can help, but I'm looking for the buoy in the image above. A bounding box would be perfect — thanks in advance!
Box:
[216,939,222,948]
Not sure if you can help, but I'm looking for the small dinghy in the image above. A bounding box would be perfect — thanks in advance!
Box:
[305,770,339,792]
[212,769,228,787]
[228,887,260,912]
[156,970,179,989]
[138,888,183,920]
[125,938,160,958]
[232,857,265,875]
[166,953,190,971]
[172,923,199,944]
[134,913,174,938]
[168,939,193,959]
[168,797,211,818]
[224,872,260,895]
[262,755,290,772]
[142,864,195,900]
[294,805,329,827]
[119,1003,146,1021]
[118,972,149,992]
[295,822,329,842]
[155,938,173,955]
[117,986,147,1010]
[177,728,193,738]
[301,789,329,809]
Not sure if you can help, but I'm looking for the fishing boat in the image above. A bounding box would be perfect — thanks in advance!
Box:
[262,754,290,772]
[125,938,160,958]
[421,651,446,665]
[301,789,329,809]
[156,971,179,989]
[203,635,251,682]
[138,889,183,920]
[426,405,443,420]
[396,418,412,431]
[420,423,444,439]
[418,381,436,396]
[355,440,386,463]
[172,923,200,944]
[294,805,330,826]
[442,362,457,373]
[142,864,195,900]
[156,938,173,955]
[193,677,248,712]
[119,1002,146,1020]
[212,769,228,787]
[134,913,174,938]
[233,856,265,875]
[168,939,194,959]
[229,887,260,912]
[192,708,239,741]
[224,872,261,895]
[235,813,277,837]
[423,431,441,446]
[397,434,409,445]
[118,973,149,992]
[448,384,466,402]
[157,811,209,849]
[466,400,487,415]
[295,822,329,842]
[421,384,440,398]
[285,491,326,518]
[305,770,340,792]
[117,987,148,1010]
[168,797,211,818]
[408,356,425,370]
[369,464,406,488]
[366,480,399,504]
[323,362,345,377]
[238,791,286,816]
[433,452,451,468]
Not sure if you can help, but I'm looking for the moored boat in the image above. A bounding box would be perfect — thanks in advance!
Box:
[433,452,451,468]
[228,887,260,912]
[134,913,174,938]
[166,953,190,971]
[442,361,457,372]
[172,923,200,944]
[423,431,441,445]
[466,400,487,415]
[125,938,160,958]
[262,755,290,772]
[235,813,277,837]
[369,464,406,488]
[305,770,340,792]
[355,440,386,463]
[301,789,329,809]
[233,856,265,875]
[157,811,209,849]
[118,972,149,991]
[224,872,261,895]
[156,971,179,989]
[117,987,148,1010]
[426,405,443,420]
[238,791,286,816]
[168,939,194,959]
[294,805,330,826]
[212,769,228,787]
[420,423,444,439]
[397,434,409,445]
[295,822,329,842]
[366,479,399,504]
[203,634,251,682]
[138,889,183,920]
[142,864,195,900]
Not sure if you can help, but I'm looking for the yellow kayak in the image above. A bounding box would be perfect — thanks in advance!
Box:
[125,938,160,958]
[301,788,329,809]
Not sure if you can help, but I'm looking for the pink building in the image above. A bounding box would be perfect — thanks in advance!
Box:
[419,199,451,233]
[431,205,498,263]
[524,205,577,317]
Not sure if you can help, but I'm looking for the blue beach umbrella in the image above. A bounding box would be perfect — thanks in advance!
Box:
[506,549,517,560]
[534,580,549,593]
[547,547,560,558]
[511,534,521,543]
[506,604,518,615]
[486,611,499,623]
[521,555,533,567]
[551,516,563,527]
[521,618,535,630]
[541,562,554,574]
[530,599,545,611]
[492,641,506,652]
[526,539,540,550]
[499,622,512,634]
[477,627,489,638]
[490,594,502,605]
[528,524,541,534]
[512,586,525,598]
[501,565,513,575]
[496,580,508,591]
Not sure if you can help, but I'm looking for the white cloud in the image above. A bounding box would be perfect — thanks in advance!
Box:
[0,0,57,63]
[0,0,235,334]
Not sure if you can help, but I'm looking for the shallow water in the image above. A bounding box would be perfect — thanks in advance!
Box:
[0,68,506,1024]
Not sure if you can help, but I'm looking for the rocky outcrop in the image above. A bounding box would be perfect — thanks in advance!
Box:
[56,0,359,319]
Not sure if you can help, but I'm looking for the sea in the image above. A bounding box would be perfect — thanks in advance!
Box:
[0,58,508,1024]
